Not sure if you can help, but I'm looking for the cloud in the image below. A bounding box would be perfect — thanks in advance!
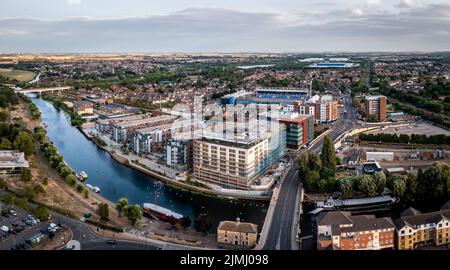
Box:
[366,0,381,6]
[0,5,449,52]
[351,7,363,17]
[66,0,81,6]
[398,0,414,8]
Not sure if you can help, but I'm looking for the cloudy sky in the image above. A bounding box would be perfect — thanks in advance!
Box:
[0,0,449,53]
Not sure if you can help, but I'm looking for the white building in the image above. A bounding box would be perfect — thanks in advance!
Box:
[0,151,29,174]
[366,152,394,161]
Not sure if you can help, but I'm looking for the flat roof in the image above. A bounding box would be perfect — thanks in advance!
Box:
[113,115,178,129]
[365,95,386,100]
[256,88,309,93]
[0,150,29,169]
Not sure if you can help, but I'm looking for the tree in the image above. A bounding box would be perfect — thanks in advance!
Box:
[357,175,377,196]
[308,153,322,172]
[23,185,36,199]
[0,178,6,190]
[76,184,84,193]
[373,172,387,193]
[367,114,378,122]
[35,205,49,220]
[402,174,418,203]
[98,203,109,221]
[321,135,336,173]
[65,174,77,186]
[116,197,129,217]
[127,204,142,226]
[0,138,12,150]
[0,111,8,122]
[20,168,32,182]
[83,189,89,199]
[338,177,354,198]
[13,131,34,156]
[298,154,309,181]
[194,214,212,234]
[387,175,407,199]
[305,170,320,191]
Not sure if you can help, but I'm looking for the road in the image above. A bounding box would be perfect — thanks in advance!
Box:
[263,90,357,250]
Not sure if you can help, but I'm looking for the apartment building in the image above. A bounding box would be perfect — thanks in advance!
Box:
[193,126,286,190]
[395,203,450,250]
[314,100,339,123]
[111,115,177,143]
[316,211,395,250]
[130,119,201,155]
[365,95,387,122]
[217,218,258,248]
[163,138,193,170]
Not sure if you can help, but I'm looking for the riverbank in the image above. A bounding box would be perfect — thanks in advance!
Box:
[79,126,273,201]
[30,96,269,233]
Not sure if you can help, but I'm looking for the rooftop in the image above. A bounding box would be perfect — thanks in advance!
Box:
[317,211,395,234]
[0,150,29,169]
[365,95,386,100]
[218,220,258,234]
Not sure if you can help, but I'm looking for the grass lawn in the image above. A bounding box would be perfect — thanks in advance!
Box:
[0,68,36,82]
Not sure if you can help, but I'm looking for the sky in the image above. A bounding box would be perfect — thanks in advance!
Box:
[0,0,449,53]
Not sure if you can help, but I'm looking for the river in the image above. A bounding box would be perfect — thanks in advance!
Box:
[31,97,268,230]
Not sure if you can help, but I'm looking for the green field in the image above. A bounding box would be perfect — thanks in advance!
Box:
[0,68,36,83]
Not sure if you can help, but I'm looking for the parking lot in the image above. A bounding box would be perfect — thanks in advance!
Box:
[368,122,450,136]
[0,202,59,250]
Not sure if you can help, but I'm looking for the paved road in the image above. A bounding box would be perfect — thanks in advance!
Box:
[263,91,357,250]
[78,239,158,250]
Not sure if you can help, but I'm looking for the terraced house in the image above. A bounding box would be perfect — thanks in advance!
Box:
[395,202,450,250]
[316,211,395,250]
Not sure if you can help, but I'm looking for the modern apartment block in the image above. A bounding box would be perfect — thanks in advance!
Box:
[365,95,387,122]
[163,138,193,170]
[313,100,339,123]
[193,126,286,190]
[130,119,201,155]
[316,211,395,250]
[111,115,177,143]
[395,203,450,250]
[217,218,258,247]
[278,113,314,149]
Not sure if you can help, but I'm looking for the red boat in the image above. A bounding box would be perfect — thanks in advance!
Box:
[142,203,184,223]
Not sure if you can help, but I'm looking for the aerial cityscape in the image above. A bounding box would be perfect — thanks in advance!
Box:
[0,0,449,260]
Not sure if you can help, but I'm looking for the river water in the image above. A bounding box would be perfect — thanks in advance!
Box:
[31,97,268,230]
